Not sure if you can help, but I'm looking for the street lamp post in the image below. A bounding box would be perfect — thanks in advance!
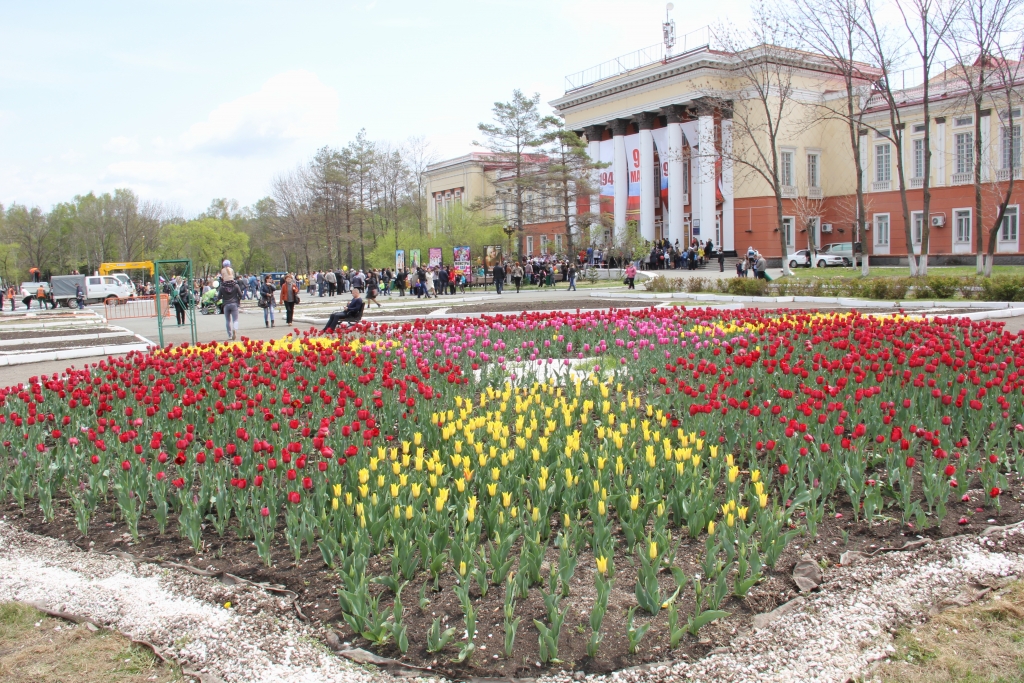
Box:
[502,221,517,262]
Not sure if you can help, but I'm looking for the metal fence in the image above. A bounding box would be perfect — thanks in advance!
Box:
[104,295,171,319]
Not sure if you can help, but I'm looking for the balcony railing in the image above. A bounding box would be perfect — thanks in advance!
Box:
[808,186,823,200]
[910,177,924,189]
[781,185,798,198]
[564,26,714,92]
[997,167,1024,181]
[951,171,974,185]
[872,179,891,192]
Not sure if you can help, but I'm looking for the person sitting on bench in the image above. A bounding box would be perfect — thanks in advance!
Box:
[321,287,365,332]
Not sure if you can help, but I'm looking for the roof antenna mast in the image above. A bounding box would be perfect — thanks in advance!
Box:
[663,3,676,59]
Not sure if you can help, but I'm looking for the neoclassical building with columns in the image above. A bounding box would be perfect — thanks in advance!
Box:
[552,40,1024,262]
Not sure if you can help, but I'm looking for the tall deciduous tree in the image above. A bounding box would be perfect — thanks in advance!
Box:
[538,122,603,257]
[476,90,546,258]
[710,7,802,275]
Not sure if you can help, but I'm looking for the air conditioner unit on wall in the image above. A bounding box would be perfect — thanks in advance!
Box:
[821,223,833,233]
[931,214,946,227]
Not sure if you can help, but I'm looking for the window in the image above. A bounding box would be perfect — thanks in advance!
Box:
[1001,206,1018,242]
[88,277,101,285]
[955,209,972,243]
[780,151,794,186]
[913,123,926,133]
[807,153,820,188]
[954,116,974,127]
[1002,125,1021,170]
[955,132,974,175]
[1000,108,1021,121]
[912,138,925,179]
[540,235,549,255]
[782,216,795,248]
[876,128,891,139]
[555,234,564,252]
[526,236,534,256]
[875,144,891,182]
[875,214,890,245]
[912,212,924,244]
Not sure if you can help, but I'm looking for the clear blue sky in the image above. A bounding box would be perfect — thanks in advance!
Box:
[0,0,746,214]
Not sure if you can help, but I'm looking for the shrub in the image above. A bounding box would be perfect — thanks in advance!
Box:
[724,278,769,296]
[915,275,960,299]
[980,275,1024,302]
[643,275,684,293]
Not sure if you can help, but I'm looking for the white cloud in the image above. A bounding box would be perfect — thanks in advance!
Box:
[181,70,339,157]
[104,136,139,154]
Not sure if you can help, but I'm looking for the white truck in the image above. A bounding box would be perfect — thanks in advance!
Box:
[50,274,133,307]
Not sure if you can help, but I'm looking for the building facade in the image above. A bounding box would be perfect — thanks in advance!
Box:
[549,40,1024,263]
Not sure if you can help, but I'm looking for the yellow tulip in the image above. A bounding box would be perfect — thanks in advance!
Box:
[630,492,640,511]
[331,497,339,511]
[563,513,571,528]
[467,505,475,523]
[727,513,735,527]
[708,520,716,535]
[460,561,467,576]
[738,506,749,521]
[596,556,609,575]
[414,432,422,446]
[502,491,512,507]
[751,469,761,483]
[411,483,421,498]
[759,492,769,508]
[598,500,606,515]
[332,484,342,497]
[345,491,353,506]
[358,468,369,485]
[406,505,414,520]
[728,466,740,483]
[532,507,540,523]
[649,541,658,560]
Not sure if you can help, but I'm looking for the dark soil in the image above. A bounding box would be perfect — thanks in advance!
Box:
[4,477,1023,680]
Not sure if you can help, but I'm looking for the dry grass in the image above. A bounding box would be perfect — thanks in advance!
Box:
[877,581,1024,683]
[0,602,181,683]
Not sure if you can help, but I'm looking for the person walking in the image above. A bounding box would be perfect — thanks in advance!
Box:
[36,284,47,310]
[280,273,299,325]
[6,285,14,311]
[754,253,768,280]
[171,280,187,326]
[365,272,382,308]
[259,275,276,328]
[75,282,85,309]
[396,270,407,296]
[492,261,505,295]
[625,263,637,290]
[219,276,242,340]
[511,262,523,293]
[717,248,725,272]
[567,263,578,291]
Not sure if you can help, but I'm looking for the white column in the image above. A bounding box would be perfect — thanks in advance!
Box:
[612,120,628,237]
[667,118,685,247]
[935,118,946,186]
[859,131,867,190]
[697,114,716,244]
[689,148,700,245]
[981,112,991,182]
[721,118,734,252]
[586,126,602,221]
[638,114,656,242]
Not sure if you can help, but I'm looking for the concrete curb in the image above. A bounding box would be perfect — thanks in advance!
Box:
[612,290,1023,309]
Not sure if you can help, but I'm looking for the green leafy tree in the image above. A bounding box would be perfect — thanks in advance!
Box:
[158,218,249,277]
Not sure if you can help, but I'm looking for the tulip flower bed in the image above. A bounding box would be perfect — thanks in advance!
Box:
[2,308,1024,676]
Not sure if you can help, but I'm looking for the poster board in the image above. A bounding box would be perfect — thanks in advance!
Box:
[395,250,405,272]
[428,247,443,268]
[409,249,421,268]
[453,246,471,273]
[483,245,503,268]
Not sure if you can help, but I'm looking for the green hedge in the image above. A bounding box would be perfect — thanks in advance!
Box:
[643,273,1024,301]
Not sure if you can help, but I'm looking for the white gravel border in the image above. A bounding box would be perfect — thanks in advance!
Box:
[1,519,1022,683]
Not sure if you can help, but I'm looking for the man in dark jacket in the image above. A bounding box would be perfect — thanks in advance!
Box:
[321,288,365,332]
[492,262,505,294]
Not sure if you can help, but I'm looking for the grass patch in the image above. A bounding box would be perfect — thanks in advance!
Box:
[0,602,181,683]
[877,581,1024,683]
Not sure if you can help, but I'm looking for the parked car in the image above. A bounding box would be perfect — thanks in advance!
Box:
[50,274,133,307]
[788,250,848,269]
[819,242,860,266]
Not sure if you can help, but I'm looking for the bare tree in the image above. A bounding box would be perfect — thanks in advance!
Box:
[404,136,438,237]
[272,167,318,275]
[710,7,803,275]
[943,0,1024,273]
[787,0,879,274]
